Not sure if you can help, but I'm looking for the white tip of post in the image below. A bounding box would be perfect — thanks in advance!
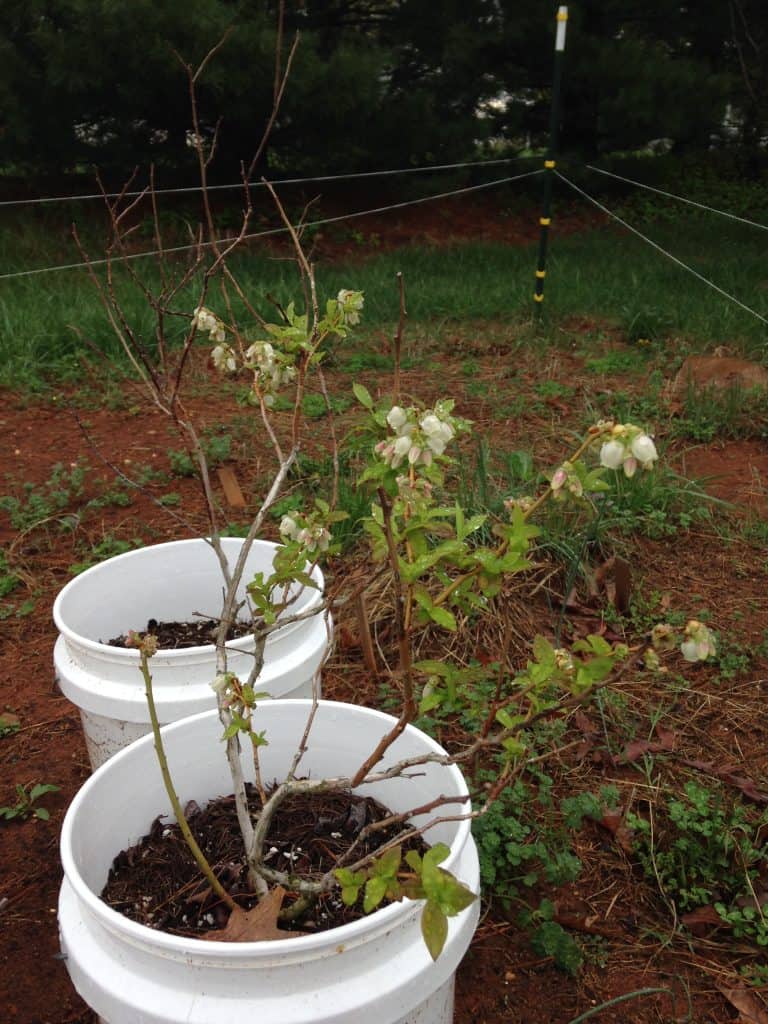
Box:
[556,6,568,51]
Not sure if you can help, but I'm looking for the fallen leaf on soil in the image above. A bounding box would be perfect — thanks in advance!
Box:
[599,808,635,854]
[553,905,623,938]
[593,556,632,614]
[619,726,676,763]
[681,759,768,803]
[680,905,726,937]
[203,887,303,942]
[716,984,768,1024]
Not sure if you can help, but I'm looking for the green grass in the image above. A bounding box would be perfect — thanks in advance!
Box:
[1,209,768,389]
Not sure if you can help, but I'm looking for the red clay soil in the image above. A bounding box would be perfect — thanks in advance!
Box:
[1,198,767,1023]
[2,377,767,1023]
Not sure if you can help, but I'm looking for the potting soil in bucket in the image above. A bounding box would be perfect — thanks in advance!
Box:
[53,538,329,768]
[59,701,480,1024]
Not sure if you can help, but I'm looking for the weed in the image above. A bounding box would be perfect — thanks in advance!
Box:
[585,348,650,376]
[157,492,181,507]
[0,460,88,532]
[67,536,141,576]
[131,463,171,487]
[0,713,20,738]
[168,433,231,476]
[339,351,393,374]
[620,306,673,344]
[0,550,19,600]
[585,369,665,426]
[0,782,60,822]
[671,382,768,442]
[301,392,353,420]
[472,773,620,973]
[709,631,768,682]
[594,465,716,539]
[91,481,133,509]
[523,900,583,975]
[628,781,768,946]
[535,380,574,401]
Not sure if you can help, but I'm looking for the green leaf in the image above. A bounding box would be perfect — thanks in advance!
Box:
[495,708,526,731]
[373,844,402,879]
[421,901,449,961]
[34,807,50,821]
[334,867,365,906]
[405,850,423,872]
[434,874,476,916]
[363,875,388,913]
[352,382,374,410]
[424,843,451,868]
[29,783,60,801]
[428,606,457,631]
[413,660,453,678]
[419,691,443,714]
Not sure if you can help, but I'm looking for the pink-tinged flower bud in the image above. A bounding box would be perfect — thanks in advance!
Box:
[623,456,637,478]
[551,468,567,490]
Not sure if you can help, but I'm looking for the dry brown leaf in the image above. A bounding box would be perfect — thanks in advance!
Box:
[680,904,727,937]
[716,984,768,1024]
[599,808,635,854]
[203,887,304,943]
[619,726,676,764]
[553,905,623,939]
[681,759,768,804]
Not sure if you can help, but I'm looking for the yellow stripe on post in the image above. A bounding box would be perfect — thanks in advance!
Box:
[544,160,556,169]
[533,293,544,303]
[540,217,551,226]
[535,270,546,279]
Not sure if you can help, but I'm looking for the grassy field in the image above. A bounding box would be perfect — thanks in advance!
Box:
[1,199,767,389]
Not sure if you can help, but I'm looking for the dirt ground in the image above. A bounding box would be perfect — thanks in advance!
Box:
[1,200,767,1024]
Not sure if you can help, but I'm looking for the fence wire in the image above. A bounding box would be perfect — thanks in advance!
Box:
[555,170,768,327]
[585,163,768,233]
[0,169,543,282]
[0,156,535,209]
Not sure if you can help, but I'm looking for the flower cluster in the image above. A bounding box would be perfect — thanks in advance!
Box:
[194,306,236,374]
[336,289,364,326]
[211,343,237,373]
[376,401,460,469]
[279,513,331,554]
[210,671,238,702]
[598,423,658,478]
[244,341,296,407]
[646,619,717,668]
[193,306,226,343]
[680,620,716,662]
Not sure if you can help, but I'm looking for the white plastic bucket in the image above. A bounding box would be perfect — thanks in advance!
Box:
[59,700,480,1024]
[53,539,329,768]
